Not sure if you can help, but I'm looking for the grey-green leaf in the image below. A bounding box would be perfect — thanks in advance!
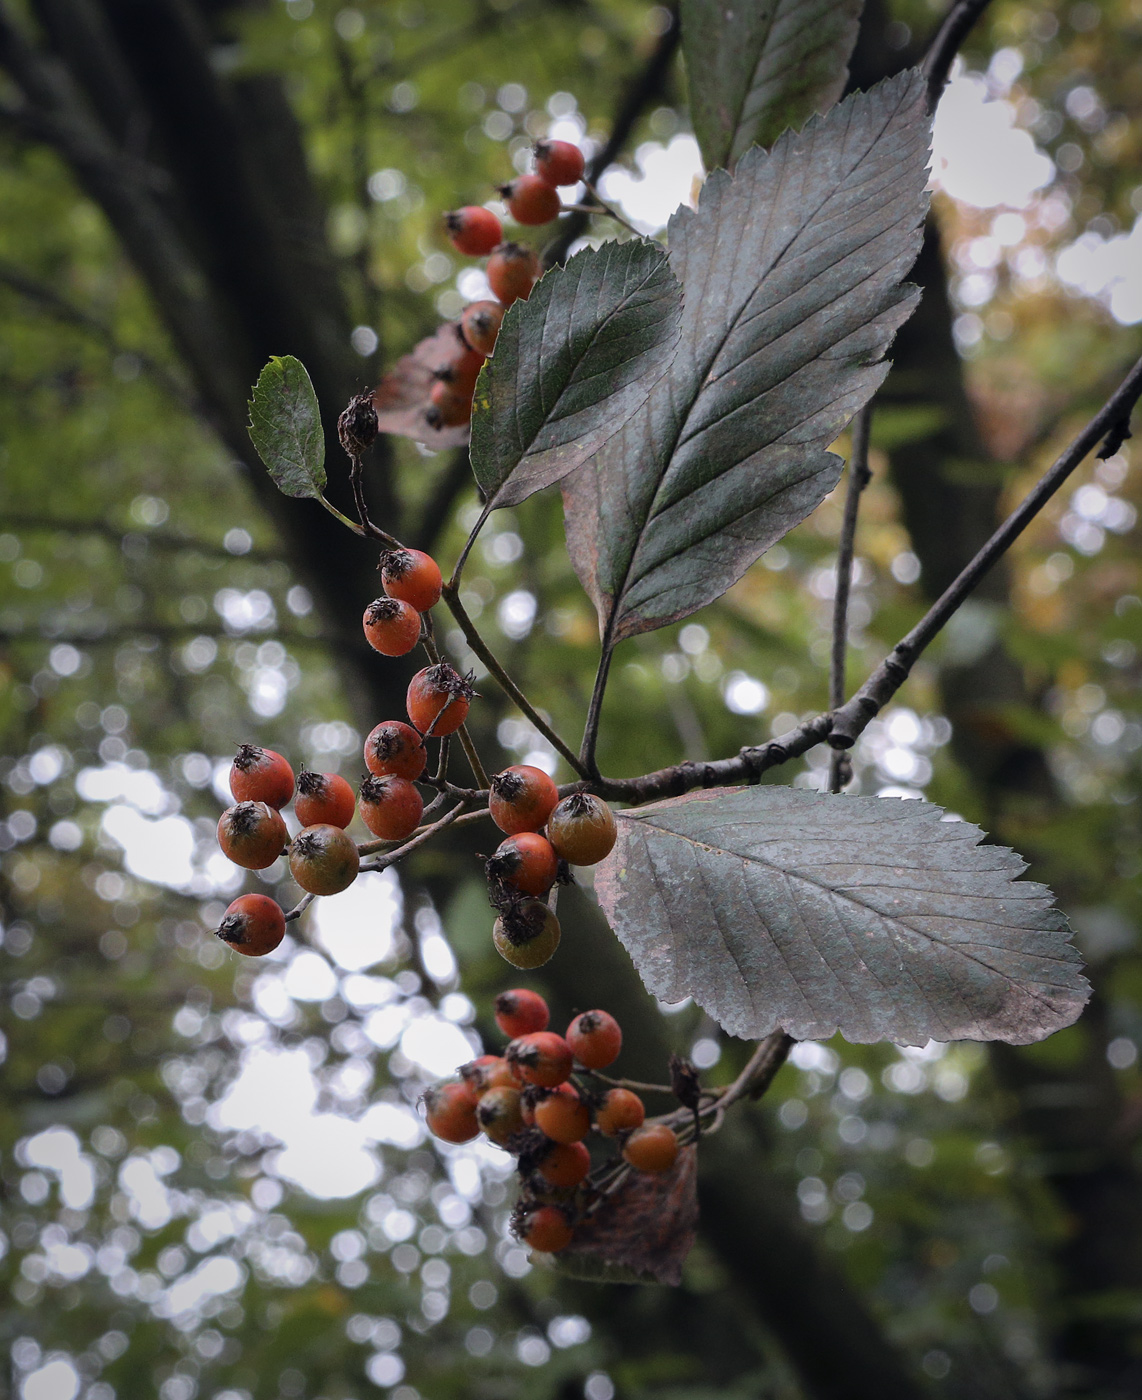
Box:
[469,239,682,511]
[247,355,326,499]
[562,71,930,645]
[595,786,1089,1047]
[681,0,864,172]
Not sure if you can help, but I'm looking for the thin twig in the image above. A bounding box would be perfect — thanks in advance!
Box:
[921,0,995,109]
[828,405,873,793]
[420,615,489,791]
[359,801,469,869]
[284,893,315,924]
[579,648,614,778]
[318,494,367,537]
[447,501,492,593]
[563,185,641,236]
[443,583,586,776]
[831,350,1142,748]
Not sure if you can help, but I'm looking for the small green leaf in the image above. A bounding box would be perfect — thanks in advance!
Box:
[247,355,326,498]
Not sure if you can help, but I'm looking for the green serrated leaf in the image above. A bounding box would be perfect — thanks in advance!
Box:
[681,0,864,172]
[247,355,326,499]
[563,71,931,646]
[469,239,682,511]
[596,786,1089,1047]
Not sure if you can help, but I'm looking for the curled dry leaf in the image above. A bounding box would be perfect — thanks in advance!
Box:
[371,321,473,450]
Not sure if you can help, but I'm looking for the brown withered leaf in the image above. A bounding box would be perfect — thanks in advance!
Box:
[550,1146,698,1286]
[371,322,471,450]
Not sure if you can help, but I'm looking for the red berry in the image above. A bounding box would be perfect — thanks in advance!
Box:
[459,300,505,357]
[358,775,423,842]
[623,1123,679,1174]
[486,832,558,897]
[533,1139,590,1189]
[423,1081,480,1143]
[566,1009,622,1070]
[294,771,356,829]
[435,343,486,398]
[216,894,286,957]
[486,242,540,307]
[406,663,473,736]
[595,1087,645,1137]
[362,596,422,657]
[506,1031,573,1088]
[364,720,427,781]
[489,765,559,835]
[499,173,562,225]
[495,988,550,1038]
[493,899,561,969]
[229,744,295,809]
[426,379,472,430]
[288,824,359,896]
[380,548,443,613]
[460,1054,517,1095]
[217,801,288,870]
[444,205,503,257]
[533,138,585,188]
[534,1084,590,1144]
[519,1204,574,1253]
[476,1086,526,1146]
[546,792,617,866]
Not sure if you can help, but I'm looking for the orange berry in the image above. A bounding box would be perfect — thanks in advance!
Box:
[476,1086,526,1146]
[623,1123,679,1174]
[288,824,359,896]
[364,720,427,782]
[506,1031,573,1088]
[406,663,473,737]
[595,1088,645,1137]
[546,792,617,866]
[534,1085,590,1144]
[426,379,472,429]
[493,899,561,969]
[294,771,356,829]
[444,205,503,257]
[533,1139,590,1189]
[566,1009,622,1070]
[423,1081,480,1143]
[487,832,559,897]
[459,300,504,357]
[434,344,486,398]
[459,1054,516,1095]
[217,801,288,870]
[358,775,423,842]
[486,242,539,307]
[519,1204,573,1253]
[533,138,585,187]
[216,894,286,957]
[229,744,295,809]
[489,765,559,835]
[494,988,549,1038]
[380,548,443,613]
[499,173,562,225]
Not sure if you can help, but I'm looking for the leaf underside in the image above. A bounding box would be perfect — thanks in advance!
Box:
[562,70,932,645]
[469,239,682,511]
[681,0,864,172]
[372,322,474,450]
[549,1147,698,1286]
[595,787,1089,1047]
[247,355,327,498]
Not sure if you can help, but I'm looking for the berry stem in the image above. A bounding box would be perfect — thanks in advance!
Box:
[317,494,368,536]
[569,184,640,236]
[283,892,316,924]
[419,619,489,790]
[347,450,401,547]
[828,404,873,795]
[442,583,587,777]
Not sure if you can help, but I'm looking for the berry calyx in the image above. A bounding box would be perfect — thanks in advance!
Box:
[622,1123,679,1174]
[489,765,560,835]
[460,1054,517,1095]
[486,832,559,897]
[406,663,474,736]
[486,242,540,307]
[595,1087,645,1137]
[217,801,289,870]
[423,1081,480,1143]
[531,1138,590,1189]
[358,775,423,842]
[380,548,443,613]
[499,173,562,225]
[444,205,503,257]
[506,1031,573,1088]
[493,898,561,969]
[288,824,360,896]
[494,987,550,1038]
[476,1085,526,1146]
[566,1009,622,1070]
[459,300,505,357]
[229,744,295,808]
[518,1204,574,1253]
[294,770,356,830]
[533,138,586,188]
[426,379,472,430]
[362,596,422,657]
[216,894,286,957]
[546,792,617,866]
[533,1084,590,1144]
[364,720,427,781]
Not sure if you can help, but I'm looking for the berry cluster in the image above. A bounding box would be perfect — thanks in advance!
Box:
[428,139,586,431]
[362,547,443,657]
[422,989,679,1255]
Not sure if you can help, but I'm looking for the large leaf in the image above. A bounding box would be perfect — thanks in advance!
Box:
[595,786,1089,1047]
[562,70,930,645]
[681,0,863,172]
[247,355,326,498]
[469,239,682,510]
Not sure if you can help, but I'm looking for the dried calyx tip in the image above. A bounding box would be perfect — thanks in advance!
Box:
[295,770,324,795]
[338,392,379,454]
[233,743,263,771]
